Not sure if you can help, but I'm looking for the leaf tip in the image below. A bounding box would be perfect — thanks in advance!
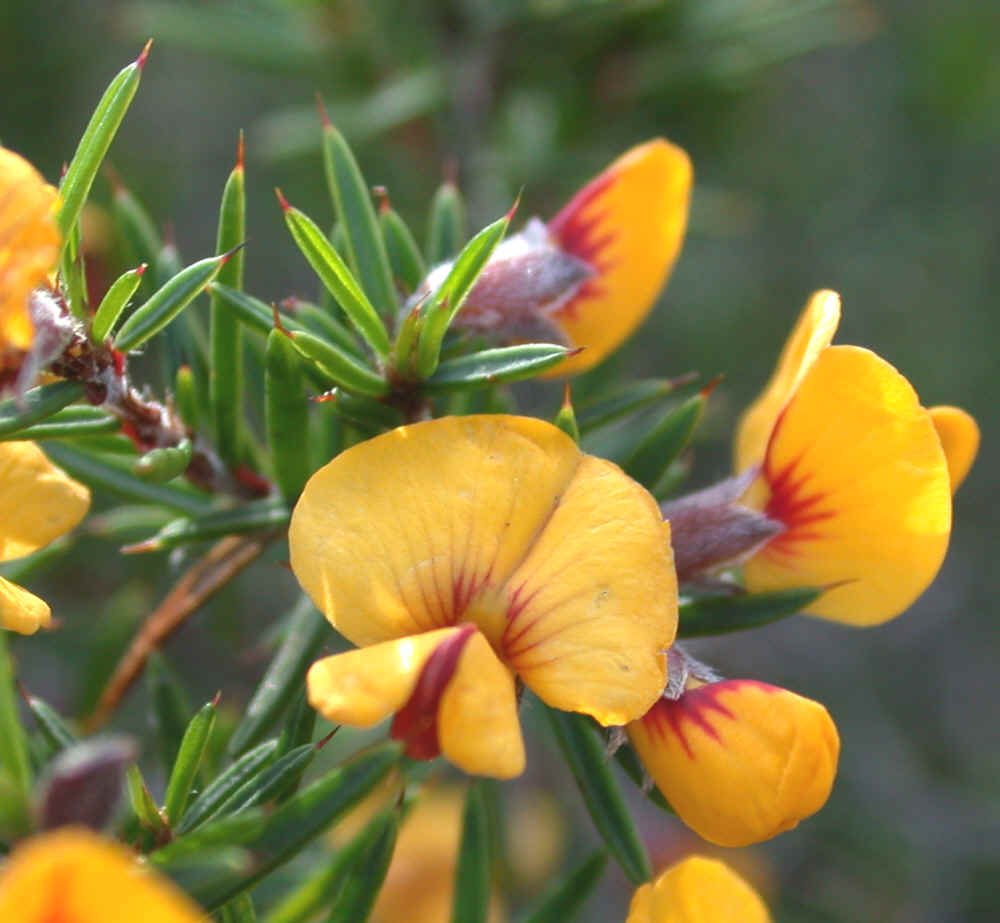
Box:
[137,38,153,71]
[235,130,245,172]
[315,91,333,130]
[275,187,291,213]
[373,185,390,214]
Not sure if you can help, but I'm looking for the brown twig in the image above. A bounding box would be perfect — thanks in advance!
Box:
[85,531,278,732]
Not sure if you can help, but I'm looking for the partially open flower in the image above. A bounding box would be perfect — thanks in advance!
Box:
[0,148,61,378]
[448,140,692,375]
[928,405,979,493]
[0,828,209,922]
[290,415,677,779]
[627,679,839,848]
[626,855,771,923]
[1,442,90,634]
[736,293,971,626]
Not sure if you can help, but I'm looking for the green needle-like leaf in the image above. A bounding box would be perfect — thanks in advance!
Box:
[229,598,328,758]
[266,330,313,504]
[147,653,193,774]
[57,42,150,248]
[326,809,400,923]
[25,693,78,757]
[451,782,492,923]
[545,706,652,886]
[379,199,426,295]
[426,180,466,264]
[521,851,607,923]
[122,501,288,554]
[0,382,85,437]
[219,893,258,923]
[289,330,389,399]
[424,344,569,393]
[321,117,397,318]
[210,136,247,467]
[115,252,231,352]
[678,587,824,638]
[0,632,32,834]
[577,375,699,436]
[415,208,512,378]
[164,698,218,824]
[279,194,390,358]
[91,264,147,342]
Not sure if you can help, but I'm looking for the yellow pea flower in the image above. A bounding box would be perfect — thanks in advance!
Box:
[735,292,976,626]
[370,786,504,923]
[546,139,692,375]
[290,415,677,779]
[627,680,839,848]
[0,828,210,923]
[626,856,771,923]
[0,147,61,370]
[0,441,90,633]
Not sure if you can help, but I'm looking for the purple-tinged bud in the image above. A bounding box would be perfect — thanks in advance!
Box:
[662,471,784,583]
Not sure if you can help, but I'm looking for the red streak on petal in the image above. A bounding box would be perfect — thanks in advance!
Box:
[642,681,759,759]
[390,624,476,760]
[547,170,619,322]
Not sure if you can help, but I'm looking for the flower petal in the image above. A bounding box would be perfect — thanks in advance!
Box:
[501,455,676,726]
[307,629,457,728]
[929,405,979,493]
[0,576,50,634]
[628,681,839,848]
[0,441,91,562]
[290,416,581,646]
[0,828,209,923]
[0,148,60,354]
[744,346,951,626]
[438,629,525,778]
[546,139,692,375]
[735,290,841,473]
[626,856,771,923]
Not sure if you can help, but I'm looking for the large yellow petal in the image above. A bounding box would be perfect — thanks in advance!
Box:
[290,416,581,646]
[307,629,456,727]
[628,681,838,848]
[743,346,951,626]
[438,629,525,778]
[290,415,676,727]
[734,290,841,473]
[0,441,91,562]
[626,856,771,923]
[500,456,676,726]
[929,405,979,493]
[0,148,60,353]
[0,575,51,634]
[0,828,210,923]
[546,139,692,375]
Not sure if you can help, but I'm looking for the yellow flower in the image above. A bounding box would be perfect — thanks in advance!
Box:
[370,786,504,923]
[627,680,839,848]
[1,441,90,634]
[0,147,60,364]
[290,415,677,779]
[546,140,692,375]
[0,828,209,922]
[626,856,771,923]
[736,292,975,626]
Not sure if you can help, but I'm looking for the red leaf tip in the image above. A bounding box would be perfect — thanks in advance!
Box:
[505,189,523,224]
[373,185,390,214]
[135,263,148,277]
[137,39,153,70]
[274,188,291,212]
[219,241,248,265]
[235,130,245,172]
[700,374,725,399]
[315,92,333,129]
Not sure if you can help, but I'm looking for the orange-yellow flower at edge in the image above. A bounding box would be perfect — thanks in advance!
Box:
[0,147,60,358]
[928,405,979,492]
[0,828,209,923]
[291,415,677,779]
[626,855,771,923]
[546,139,692,375]
[628,680,839,848]
[1,441,90,633]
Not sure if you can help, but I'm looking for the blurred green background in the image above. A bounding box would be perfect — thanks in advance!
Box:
[2,1,997,920]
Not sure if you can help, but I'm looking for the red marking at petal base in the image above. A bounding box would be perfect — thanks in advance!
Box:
[391,624,477,760]
[642,681,779,759]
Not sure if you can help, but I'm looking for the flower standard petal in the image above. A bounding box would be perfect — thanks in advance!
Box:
[929,405,980,493]
[735,290,841,473]
[438,629,525,779]
[743,346,951,626]
[0,828,210,923]
[0,575,51,634]
[500,455,676,726]
[0,441,91,562]
[0,148,60,355]
[626,856,771,923]
[546,139,692,375]
[628,681,839,848]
